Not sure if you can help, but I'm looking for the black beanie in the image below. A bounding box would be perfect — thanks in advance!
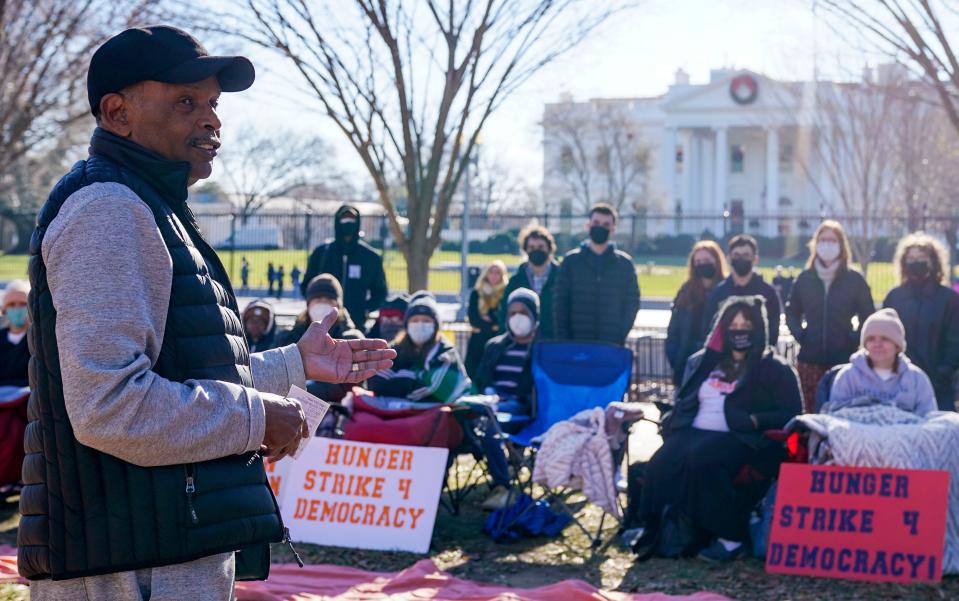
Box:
[507,287,539,323]
[404,293,439,325]
[305,274,343,303]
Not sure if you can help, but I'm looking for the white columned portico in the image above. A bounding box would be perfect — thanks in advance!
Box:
[766,127,780,237]
[714,126,728,213]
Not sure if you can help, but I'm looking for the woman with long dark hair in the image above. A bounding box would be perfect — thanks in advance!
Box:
[636,295,801,562]
[666,240,727,385]
[785,220,874,411]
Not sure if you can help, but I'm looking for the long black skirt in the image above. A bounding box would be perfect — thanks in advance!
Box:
[638,427,778,542]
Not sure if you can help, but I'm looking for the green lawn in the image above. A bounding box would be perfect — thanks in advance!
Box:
[0,250,914,303]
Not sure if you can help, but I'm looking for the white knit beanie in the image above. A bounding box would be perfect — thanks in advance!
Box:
[861,308,906,352]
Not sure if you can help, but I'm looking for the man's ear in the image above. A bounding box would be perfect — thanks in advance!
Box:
[98,93,132,137]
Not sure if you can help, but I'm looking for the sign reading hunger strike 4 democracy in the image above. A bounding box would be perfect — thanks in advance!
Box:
[766,464,950,583]
[279,438,448,553]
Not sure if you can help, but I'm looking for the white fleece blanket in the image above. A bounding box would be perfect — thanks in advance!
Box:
[788,405,959,573]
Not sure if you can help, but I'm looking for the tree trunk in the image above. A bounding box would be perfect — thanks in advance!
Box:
[405,236,430,292]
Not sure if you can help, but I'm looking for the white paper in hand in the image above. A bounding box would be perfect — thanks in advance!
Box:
[288,385,330,459]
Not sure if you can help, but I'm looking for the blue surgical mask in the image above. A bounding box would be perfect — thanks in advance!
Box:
[5,306,27,329]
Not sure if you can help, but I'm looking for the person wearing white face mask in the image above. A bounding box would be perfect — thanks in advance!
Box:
[785,220,875,412]
[279,274,366,404]
[368,293,470,404]
[279,274,365,347]
[472,287,540,510]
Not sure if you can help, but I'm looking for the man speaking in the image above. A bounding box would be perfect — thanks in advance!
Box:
[19,26,395,599]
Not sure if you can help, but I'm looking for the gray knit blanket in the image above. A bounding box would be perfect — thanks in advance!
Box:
[787,405,959,573]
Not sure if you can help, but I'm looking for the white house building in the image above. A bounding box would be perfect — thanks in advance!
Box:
[541,67,899,239]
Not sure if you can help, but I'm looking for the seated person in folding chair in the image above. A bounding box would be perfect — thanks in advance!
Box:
[636,295,801,562]
[825,308,936,416]
[368,293,470,404]
[472,288,540,510]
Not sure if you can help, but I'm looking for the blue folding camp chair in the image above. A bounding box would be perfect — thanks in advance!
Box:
[490,341,634,547]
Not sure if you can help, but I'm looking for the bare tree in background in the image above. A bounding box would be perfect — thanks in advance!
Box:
[543,99,651,214]
[0,0,164,251]
[218,129,334,223]
[793,76,901,275]
[819,1,959,137]
[229,0,632,290]
[470,156,541,215]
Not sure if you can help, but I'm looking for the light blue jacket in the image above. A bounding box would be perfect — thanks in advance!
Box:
[827,349,936,416]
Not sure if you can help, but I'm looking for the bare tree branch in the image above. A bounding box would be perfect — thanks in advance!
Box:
[218,0,635,290]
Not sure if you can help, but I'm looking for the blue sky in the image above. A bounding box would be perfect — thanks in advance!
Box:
[210,0,865,192]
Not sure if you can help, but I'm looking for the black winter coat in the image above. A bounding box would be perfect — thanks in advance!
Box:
[703,273,781,346]
[667,296,802,449]
[0,329,29,387]
[301,239,388,326]
[884,281,959,410]
[554,243,640,345]
[665,287,708,386]
[465,289,502,380]
[786,267,875,366]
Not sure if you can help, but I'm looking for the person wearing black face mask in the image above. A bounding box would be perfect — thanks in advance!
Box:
[554,203,640,345]
[883,233,959,411]
[499,225,560,339]
[302,204,389,326]
[634,295,801,563]
[666,241,727,385]
[702,234,781,347]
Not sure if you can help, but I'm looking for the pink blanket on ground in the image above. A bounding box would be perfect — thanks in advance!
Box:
[0,546,730,601]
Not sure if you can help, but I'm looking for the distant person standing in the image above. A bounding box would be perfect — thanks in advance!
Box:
[267,261,276,296]
[302,205,388,325]
[465,260,507,379]
[554,203,640,345]
[240,256,250,291]
[883,232,959,411]
[702,234,781,347]
[291,265,302,296]
[786,221,874,411]
[499,225,559,340]
[666,241,726,386]
[276,265,285,299]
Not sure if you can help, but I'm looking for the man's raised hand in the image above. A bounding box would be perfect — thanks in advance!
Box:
[296,309,396,384]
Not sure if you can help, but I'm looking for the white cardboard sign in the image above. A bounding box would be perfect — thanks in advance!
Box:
[279,438,449,553]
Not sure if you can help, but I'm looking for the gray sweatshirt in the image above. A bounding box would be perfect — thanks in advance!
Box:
[42,182,306,467]
[827,349,936,416]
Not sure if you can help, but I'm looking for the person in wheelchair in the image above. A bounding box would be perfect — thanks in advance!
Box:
[825,308,936,416]
[636,295,801,562]
[368,293,470,404]
[472,288,540,510]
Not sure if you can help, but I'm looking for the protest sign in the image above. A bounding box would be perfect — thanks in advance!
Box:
[766,463,949,583]
[265,458,293,510]
[280,438,448,553]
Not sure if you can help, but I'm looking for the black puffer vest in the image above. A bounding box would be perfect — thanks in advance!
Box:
[18,129,283,580]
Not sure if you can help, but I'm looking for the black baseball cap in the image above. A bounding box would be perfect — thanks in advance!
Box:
[87,25,255,116]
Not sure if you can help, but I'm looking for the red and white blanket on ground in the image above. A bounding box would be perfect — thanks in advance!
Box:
[0,546,730,601]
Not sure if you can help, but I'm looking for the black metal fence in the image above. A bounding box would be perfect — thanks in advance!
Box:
[182,208,959,302]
